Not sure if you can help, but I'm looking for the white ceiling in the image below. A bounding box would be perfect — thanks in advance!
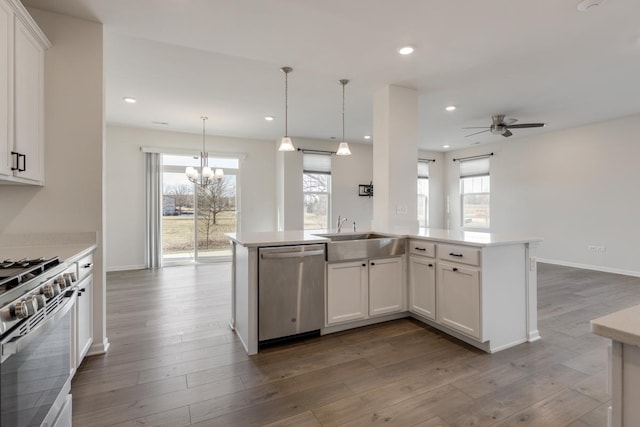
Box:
[23,0,640,151]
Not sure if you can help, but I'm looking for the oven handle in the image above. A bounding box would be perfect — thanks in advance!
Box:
[1,289,77,361]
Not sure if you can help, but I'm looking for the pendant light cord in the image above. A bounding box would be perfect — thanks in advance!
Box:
[342,82,345,141]
[339,79,349,142]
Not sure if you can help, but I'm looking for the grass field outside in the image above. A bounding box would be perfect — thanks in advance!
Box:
[162,210,236,255]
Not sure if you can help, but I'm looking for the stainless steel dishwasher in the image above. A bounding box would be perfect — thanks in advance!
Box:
[258,244,325,343]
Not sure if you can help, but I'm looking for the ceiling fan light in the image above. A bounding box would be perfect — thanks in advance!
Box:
[279,136,295,151]
[336,142,352,156]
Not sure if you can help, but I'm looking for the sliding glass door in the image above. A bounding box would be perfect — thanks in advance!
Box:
[161,154,238,263]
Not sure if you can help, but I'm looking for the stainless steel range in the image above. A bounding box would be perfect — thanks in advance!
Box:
[0,257,77,427]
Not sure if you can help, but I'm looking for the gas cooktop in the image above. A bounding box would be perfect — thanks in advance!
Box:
[0,257,61,298]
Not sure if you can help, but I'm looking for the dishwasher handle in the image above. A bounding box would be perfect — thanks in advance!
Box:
[261,249,325,259]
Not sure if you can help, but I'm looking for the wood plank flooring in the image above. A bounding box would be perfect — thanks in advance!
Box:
[71,263,640,426]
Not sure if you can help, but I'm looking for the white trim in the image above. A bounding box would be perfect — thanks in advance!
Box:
[8,0,51,49]
[537,258,640,278]
[140,146,247,159]
[106,264,146,272]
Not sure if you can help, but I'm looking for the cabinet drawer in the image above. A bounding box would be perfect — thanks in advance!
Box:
[76,253,94,281]
[438,244,480,266]
[409,240,435,257]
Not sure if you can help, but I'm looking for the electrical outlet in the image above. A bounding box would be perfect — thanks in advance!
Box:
[396,205,407,215]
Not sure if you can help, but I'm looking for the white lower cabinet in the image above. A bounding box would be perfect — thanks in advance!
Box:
[75,275,93,367]
[326,261,368,324]
[437,262,481,340]
[408,255,436,320]
[326,256,404,325]
[369,257,403,317]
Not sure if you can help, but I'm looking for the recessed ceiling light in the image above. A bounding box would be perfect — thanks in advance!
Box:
[443,145,450,149]
[445,105,456,111]
[364,135,372,140]
[123,97,137,104]
[577,0,606,11]
[265,116,274,121]
[398,46,414,55]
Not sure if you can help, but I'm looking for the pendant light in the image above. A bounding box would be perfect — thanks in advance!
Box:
[278,66,295,151]
[185,116,222,186]
[336,79,352,156]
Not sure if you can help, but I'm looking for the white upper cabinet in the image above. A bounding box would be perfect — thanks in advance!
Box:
[0,0,12,176]
[0,0,50,185]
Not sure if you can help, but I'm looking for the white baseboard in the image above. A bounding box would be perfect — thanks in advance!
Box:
[106,264,146,272]
[537,258,640,278]
[88,338,110,355]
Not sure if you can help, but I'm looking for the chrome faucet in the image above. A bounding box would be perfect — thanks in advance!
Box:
[337,216,348,232]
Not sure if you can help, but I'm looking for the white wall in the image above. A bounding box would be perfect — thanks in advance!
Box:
[0,10,107,350]
[276,138,375,231]
[105,125,276,270]
[445,114,640,276]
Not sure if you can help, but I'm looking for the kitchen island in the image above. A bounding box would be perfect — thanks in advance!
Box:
[591,305,640,426]
[227,229,541,355]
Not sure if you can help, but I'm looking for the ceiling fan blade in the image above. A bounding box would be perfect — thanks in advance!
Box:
[506,123,545,129]
[464,129,490,137]
[461,127,489,129]
[502,129,513,137]
[504,117,518,125]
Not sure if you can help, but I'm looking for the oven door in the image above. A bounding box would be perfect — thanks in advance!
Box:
[0,291,76,427]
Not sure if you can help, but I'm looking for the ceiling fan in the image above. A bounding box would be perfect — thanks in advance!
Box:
[463,114,545,138]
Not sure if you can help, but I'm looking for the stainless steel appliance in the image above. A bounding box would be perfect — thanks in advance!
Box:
[258,244,325,343]
[0,257,77,427]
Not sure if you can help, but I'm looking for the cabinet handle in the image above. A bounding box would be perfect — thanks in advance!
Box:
[428,263,433,267]
[414,247,426,251]
[453,267,459,272]
[82,263,93,269]
[18,154,26,172]
[449,253,463,258]
[10,152,19,171]
[370,262,375,266]
[362,263,366,267]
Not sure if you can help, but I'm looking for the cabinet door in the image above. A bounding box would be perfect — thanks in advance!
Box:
[76,275,93,367]
[369,257,403,317]
[0,1,12,176]
[327,261,368,324]
[437,263,481,339]
[13,18,44,182]
[409,256,436,320]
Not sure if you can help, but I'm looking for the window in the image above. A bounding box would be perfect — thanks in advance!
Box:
[460,157,490,229]
[417,160,429,228]
[303,153,331,230]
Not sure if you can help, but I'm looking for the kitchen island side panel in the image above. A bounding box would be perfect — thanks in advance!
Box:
[233,244,258,355]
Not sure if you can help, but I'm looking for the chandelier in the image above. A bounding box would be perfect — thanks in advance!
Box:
[185,116,224,186]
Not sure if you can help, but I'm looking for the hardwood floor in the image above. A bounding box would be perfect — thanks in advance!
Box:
[71,262,640,426]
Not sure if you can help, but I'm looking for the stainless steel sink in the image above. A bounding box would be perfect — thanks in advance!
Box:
[315,233,405,261]
[321,232,389,242]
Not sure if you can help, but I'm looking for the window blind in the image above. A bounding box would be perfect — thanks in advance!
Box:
[417,161,429,178]
[459,157,490,178]
[303,153,331,174]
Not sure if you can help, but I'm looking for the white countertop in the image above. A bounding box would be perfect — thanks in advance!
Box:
[591,304,640,347]
[0,232,97,263]
[225,231,329,247]
[226,228,541,248]
[412,228,542,247]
